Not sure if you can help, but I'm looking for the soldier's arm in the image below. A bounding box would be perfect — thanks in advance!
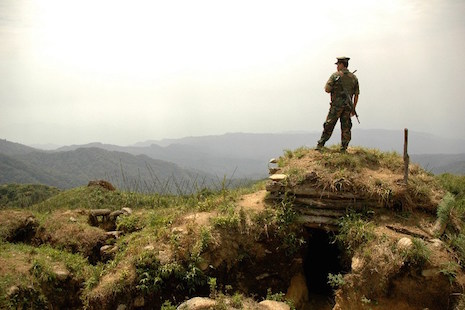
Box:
[325,72,339,93]
[324,78,333,93]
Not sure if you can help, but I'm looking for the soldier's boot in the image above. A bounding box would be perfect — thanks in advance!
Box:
[315,142,325,151]
[340,144,348,153]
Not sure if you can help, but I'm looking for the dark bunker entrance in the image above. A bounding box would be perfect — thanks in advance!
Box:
[303,228,347,306]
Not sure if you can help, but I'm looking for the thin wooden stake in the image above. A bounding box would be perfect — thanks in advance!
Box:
[403,128,409,185]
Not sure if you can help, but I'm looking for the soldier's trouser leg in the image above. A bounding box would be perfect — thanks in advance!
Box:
[318,105,343,146]
[340,108,352,149]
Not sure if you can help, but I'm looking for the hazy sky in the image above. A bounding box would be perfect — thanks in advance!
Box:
[1,0,464,146]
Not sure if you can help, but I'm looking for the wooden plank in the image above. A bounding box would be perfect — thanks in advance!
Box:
[90,209,112,216]
[294,197,379,209]
[297,215,338,225]
[294,206,344,218]
[289,185,357,199]
[302,222,338,231]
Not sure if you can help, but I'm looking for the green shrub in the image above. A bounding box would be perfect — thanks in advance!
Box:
[400,238,431,267]
[116,214,140,233]
[437,174,465,198]
[231,292,244,308]
[437,192,456,226]
[335,212,375,254]
[449,233,465,265]
[265,288,296,310]
[161,300,177,310]
[327,273,345,289]
[440,261,460,284]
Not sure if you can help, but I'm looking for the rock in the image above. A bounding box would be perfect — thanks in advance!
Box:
[100,245,119,260]
[429,238,444,250]
[133,295,145,307]
[177,297,216,310]
[258,300,290,310]
[269,158,278,164]
[397,237,413,250]
[69,216,77,222]
[53,268,70,281]
[422,268,440,278]
[172,227,185,235]
[26,216,37,225]
[109,210,124,219]
[88,180,116,191]
[116,305,127,310]
[269,174,287,181]
[351,256,364,272]
[106,231,122,239]
[122,207,133,215]
[7,285,20,297]
[286,273,309,310]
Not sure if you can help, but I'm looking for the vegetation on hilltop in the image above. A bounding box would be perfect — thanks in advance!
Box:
[0,184,60,209]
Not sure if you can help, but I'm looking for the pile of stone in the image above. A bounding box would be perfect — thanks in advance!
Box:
[88,207,132,231]
[87,207,132,261]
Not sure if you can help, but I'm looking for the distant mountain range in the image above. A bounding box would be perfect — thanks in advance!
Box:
[1,130,464,191]
[0,139,218,193]
[52,129,465,177]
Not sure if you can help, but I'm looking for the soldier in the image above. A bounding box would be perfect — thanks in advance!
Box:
[316,57,359,152]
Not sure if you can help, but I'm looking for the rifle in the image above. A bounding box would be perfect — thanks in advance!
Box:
[335,70,360,124]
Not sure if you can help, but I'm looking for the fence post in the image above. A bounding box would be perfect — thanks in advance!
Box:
[404,128,409,185]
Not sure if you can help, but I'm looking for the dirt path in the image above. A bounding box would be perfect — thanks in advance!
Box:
[236,190,268,212]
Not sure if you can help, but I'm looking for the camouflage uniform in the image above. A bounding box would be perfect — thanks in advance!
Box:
[317,67,359,150]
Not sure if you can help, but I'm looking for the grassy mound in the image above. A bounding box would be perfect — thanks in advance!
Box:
[277,146,444,211]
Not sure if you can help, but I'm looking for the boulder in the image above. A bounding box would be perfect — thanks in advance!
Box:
[177,297,216,310]
[397,237,413,251]
[286,273,309,310]
[122,207,133,215]
[258,300,290,310]
[269,174,288,181]
[100,245,119,260]
[88,180,116,191]
[351,256,364,272]
[7,286,20,297]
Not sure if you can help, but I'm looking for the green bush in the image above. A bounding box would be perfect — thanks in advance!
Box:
[437,174,465,198]
[335,212,375,254]
[400,238,431,267]
[116,215,140,233]
[327,273,345,289]
[437,192,456,226]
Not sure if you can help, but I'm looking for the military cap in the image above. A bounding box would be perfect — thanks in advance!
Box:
[335,57,350,64]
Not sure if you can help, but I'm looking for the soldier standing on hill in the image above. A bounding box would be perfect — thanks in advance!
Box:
[316,57,359,152]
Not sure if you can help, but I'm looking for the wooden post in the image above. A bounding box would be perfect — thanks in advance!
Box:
[403,128,409,185]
